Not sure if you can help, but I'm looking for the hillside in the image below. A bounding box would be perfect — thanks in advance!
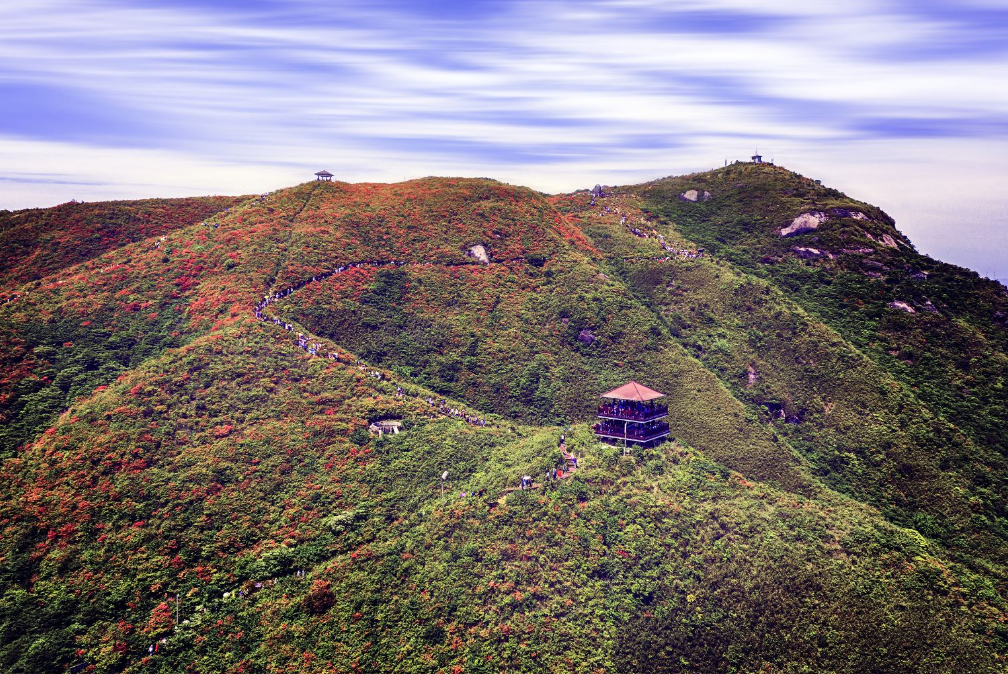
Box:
[1,171,1007,673]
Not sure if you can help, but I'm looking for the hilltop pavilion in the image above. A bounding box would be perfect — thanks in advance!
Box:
[315,170,333,181]
[593,381,670,449]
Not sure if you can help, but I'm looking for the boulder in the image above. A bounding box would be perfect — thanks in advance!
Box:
[880,234,899,249]
[467,244,490,264]
[702,190,712,202]
[780,211,827,237]
[889,300,916,313]
[681,189,699,202]
[578,328,597,345]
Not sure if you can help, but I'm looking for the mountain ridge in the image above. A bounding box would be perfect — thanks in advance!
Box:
[1,166,1007,672]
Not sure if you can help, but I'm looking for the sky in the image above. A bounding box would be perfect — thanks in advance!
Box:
[1,0,1007,278]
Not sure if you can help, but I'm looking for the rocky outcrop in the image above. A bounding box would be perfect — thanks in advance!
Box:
[680,189,711,202]
[467,244,490,264]
[792,246,835,260]
[889,300,916,313]
[780,211,826,237]
[864,229,901,249]
[745,364,758,388]
[831,208,868,220]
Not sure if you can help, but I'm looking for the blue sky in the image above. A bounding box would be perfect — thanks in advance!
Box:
[1,0,1007,277]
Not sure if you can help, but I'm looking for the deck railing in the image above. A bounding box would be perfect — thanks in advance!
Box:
[596,403,668,422]
[592,421,670,442]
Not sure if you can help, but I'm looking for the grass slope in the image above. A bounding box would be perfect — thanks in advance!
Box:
[0,174,1006,672]
[0,196,245,288]
[2,319,1004,673]
[566,185,1008,575]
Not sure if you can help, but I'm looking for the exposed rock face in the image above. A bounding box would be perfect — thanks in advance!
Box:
[780,211,827,237]
[831,208,868,220]
[746,364,758,388]
[792,246,835,260]
[880,234,899,249]
[889,300,916,313]
[578,328,597,345]
[467,244,490,264]
[680,189,712,203]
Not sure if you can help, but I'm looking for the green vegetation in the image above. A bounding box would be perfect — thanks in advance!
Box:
[0,172,1006,672]
[634,164,1008,567]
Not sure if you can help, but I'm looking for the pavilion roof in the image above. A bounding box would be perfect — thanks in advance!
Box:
[600,380,665,401]
[315,170,333,177]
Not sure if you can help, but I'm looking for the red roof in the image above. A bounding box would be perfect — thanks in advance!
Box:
[600,380,665,401]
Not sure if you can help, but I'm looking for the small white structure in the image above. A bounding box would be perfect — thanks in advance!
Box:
[369,419,402,436]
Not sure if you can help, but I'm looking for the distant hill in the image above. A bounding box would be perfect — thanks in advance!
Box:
[1,168,1006,673]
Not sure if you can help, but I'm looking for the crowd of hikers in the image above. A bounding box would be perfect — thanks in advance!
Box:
[591,197,706,261]
[593,419,670,441]
[656,232,705,260]
[423,397,487,426]
[516,432,579,490]
[597,399,668,420]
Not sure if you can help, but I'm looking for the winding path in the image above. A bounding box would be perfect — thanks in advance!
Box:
[253,259,494,428]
